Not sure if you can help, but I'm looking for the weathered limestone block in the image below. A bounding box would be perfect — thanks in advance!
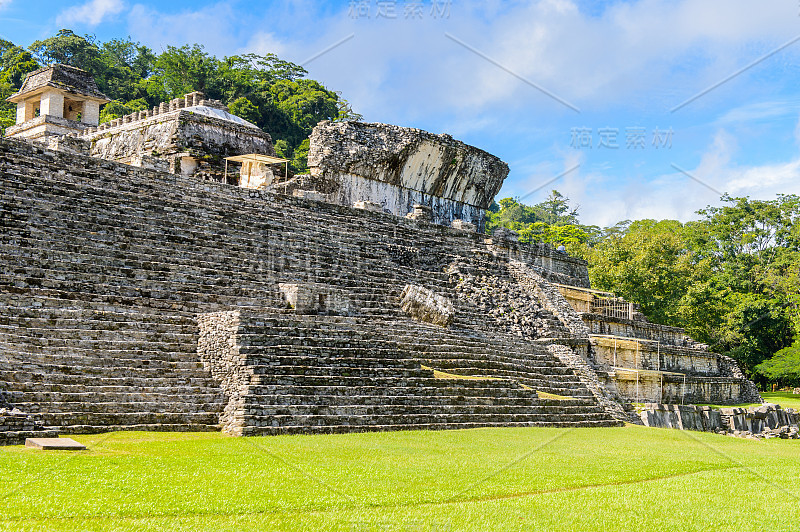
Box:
[451,219,476,232]
[405,204,432,222]
[492,227,519,244]
[400,284,454,327]
[46,135,90,155]
[305,121,509,228]
[131,153,169,172]
[293,190,329,202]
[278,283,352,315]
[353,200,384,212]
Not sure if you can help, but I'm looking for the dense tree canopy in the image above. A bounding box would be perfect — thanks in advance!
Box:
[486,191,591,245]
[2,29,361,173]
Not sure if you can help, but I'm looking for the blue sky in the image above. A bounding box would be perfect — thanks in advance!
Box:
[2,0,800,226]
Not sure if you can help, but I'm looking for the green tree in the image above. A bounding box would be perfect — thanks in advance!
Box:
[228,96,261,125]
[580,219,698,327]
[484,191,588,245]
[290,138,310,174]
[756,340,800,386]
[0,39,40,130]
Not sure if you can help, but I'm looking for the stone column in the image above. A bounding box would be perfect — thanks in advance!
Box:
[15,101,26,124]
[82,101,101,125]
[39,90,65,118]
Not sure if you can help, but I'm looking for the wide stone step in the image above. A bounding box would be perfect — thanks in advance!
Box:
[1,349,206,371]
[240,418,620,435]
[13,398,223,414]
[38,411,221,428]
[237,411,616,428]
[240,403,604,417]
[2,370,220,389]
[0,335,196,354]
[0,429,60,445]
[0,343,205,363]
[238,392,592,408]
[243,365,430,379]
[243,354,421,370]
[55,423,221,435]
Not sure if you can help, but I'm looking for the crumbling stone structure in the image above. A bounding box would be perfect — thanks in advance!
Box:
[300,121,509,231]
[556,284,761,405]
[5,65,277,184]
[641,403,799,440]
[5,64,110,139]
[78,92,276,182]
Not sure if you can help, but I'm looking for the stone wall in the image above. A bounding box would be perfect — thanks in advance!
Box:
[79,94,274,181]
[583,314,704,348]
[197,311,247,434]
[641,403,799,439]
[591,338,719,375]
[304,121,509,228]
[614,371,748,404]
[0,408,58,445]
[490,238,591,288]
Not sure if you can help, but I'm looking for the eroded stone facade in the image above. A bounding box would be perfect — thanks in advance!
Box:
[302,121,509,230]
[79,93,276,182]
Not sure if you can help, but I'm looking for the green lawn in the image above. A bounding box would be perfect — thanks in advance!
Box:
[2,425,799,531]
[762,392,800,410]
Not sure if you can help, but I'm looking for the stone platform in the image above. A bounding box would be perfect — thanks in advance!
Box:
[0,137,623,439]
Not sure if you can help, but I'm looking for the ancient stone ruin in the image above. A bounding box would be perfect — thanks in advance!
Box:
[5,64,110,139]
[0,66,773,444]
[297,121,509,231]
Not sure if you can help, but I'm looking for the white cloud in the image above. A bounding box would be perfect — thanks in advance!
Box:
[126,2,239,56]
[0,0,12,10]
[557,125,800,227]
[57,0,125,27]
[244,32,287,58]
[237,0,800,132]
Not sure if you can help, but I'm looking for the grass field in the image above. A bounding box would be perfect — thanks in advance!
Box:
[762,392,800,410]
[2,424,799,531]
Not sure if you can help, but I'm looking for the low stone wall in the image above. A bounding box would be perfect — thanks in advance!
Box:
[583,314,702,347]
[197,311,247,434]
[614,371,749,404]
[591,337,719,375]
[641,403,799,439]
[489,240,590,288]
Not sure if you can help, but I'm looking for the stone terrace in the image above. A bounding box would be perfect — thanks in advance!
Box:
[0,138,621,438]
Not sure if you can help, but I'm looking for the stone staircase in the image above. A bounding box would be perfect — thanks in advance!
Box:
[0,138,622,438]
[0,303,225,434]
[204,313,615,435]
